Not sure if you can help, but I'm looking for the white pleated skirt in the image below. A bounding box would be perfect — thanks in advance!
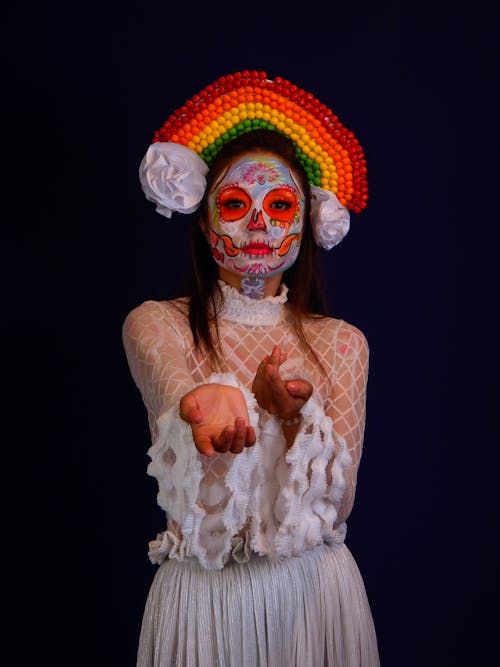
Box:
[137,543,379,667]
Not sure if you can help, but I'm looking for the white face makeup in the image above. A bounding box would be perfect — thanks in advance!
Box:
[207,154,305,281]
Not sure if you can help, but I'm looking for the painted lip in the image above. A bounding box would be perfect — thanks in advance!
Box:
[242,242,272,256]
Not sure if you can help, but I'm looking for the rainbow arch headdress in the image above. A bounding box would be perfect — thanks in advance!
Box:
[139,70,368,250]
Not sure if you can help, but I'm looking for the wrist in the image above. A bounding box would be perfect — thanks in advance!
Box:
[277,413,301,427]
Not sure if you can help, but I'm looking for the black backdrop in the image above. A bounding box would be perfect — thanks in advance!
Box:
[5,2,498,665]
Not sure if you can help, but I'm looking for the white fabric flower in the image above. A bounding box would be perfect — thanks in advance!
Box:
[139,142,209,218]
[310,185,350,250]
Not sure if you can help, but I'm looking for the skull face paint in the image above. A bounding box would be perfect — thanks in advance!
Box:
[207,154,305,279]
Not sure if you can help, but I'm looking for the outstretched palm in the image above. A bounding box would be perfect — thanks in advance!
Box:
[180,383,256,456]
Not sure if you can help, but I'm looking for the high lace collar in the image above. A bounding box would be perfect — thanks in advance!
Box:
[216,280,288,326]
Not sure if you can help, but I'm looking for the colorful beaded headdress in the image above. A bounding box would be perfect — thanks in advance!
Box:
[139,70,368,250]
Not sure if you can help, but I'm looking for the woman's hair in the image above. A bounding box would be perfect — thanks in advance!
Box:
[184,129,329,369]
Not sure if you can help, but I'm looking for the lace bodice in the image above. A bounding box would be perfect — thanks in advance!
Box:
[122,282,369,569]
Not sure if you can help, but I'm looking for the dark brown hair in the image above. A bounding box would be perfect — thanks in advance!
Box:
[185,129,329,369]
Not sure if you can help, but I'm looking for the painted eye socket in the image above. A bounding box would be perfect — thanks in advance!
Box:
[217,186,251,221]
[263,187,299,222]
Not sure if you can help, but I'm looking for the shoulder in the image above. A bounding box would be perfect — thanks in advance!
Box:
[122,298,190,341]
[303,314,368,355]
[303,314,365,341]
[335,319,369,363]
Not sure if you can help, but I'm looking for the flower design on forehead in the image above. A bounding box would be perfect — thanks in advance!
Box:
[139,70,368,249]
[241,161,280,185]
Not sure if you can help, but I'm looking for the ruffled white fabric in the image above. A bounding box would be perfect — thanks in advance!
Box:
[148,529,253,566]
[123,278,377,664]
[146,372,261,570]
[139,142,208,218]
[271,396,351,556]
[310,185,350,249]
[146,364,352,569]
[215,280,288,326]
[123,283,370,571]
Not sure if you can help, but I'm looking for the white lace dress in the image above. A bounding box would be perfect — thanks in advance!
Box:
[122,282,379,666]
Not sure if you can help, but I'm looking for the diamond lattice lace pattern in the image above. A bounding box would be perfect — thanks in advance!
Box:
[122,283,369,566]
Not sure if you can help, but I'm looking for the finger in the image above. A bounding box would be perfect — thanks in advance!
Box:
[213,426,233,453]
[255,356,270,377]
[270,345,281,367]
[229,417,246,454]
[252,356,270,390]
[266,362,283,384]
[245,426,257,447]
[286,380,313,401]
[194,434,215,457]
[263,346,279,375]
[179,395,202,424]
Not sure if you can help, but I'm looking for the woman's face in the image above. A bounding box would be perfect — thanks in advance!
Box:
[206,153,305,279]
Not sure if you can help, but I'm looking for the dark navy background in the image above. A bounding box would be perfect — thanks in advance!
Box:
[5,1,498,665]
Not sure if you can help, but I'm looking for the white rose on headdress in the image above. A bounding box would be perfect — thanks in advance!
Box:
[139,142,209,218]
[310,185,350,250]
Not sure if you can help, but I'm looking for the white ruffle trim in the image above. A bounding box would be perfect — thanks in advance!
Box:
[148,530,254,566]
[271,394,352,557]
[215,281,288,326]
[146,373,351,570]
[147,522,346,566]
[146,372,262,570]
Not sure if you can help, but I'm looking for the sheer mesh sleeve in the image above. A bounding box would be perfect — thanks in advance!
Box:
[260,319,369,555]
[122,301,262,570]
[122,300,195,432]
[328,322,369,525]
[123,296,369,567]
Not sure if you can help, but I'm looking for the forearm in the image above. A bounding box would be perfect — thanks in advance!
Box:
[279,414,302,449]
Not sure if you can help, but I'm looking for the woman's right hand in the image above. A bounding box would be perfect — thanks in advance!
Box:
[179,384,256,457]
[252,345,313,419]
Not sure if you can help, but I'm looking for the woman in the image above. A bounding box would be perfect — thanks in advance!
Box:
[123,71,379,666]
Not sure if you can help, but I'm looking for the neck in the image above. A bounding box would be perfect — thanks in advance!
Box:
[218,268,282,298]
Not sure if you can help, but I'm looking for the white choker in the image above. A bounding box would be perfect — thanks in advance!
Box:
[215,281,288,326]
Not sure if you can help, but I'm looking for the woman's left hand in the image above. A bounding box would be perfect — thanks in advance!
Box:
[252,345,313,419]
